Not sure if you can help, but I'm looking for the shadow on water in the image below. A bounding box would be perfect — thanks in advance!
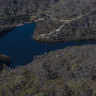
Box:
[0,28,14,39]
[0,23,96,68]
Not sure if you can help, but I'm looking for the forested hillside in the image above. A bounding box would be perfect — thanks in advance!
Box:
[0,0,96,42]
[0,45,96,96]
[0,0,96,96]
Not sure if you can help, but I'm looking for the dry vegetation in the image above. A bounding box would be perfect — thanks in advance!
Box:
[0,0,96,43]
[0,0,96,96]
[33,0,96,42]
[0,45,96,96]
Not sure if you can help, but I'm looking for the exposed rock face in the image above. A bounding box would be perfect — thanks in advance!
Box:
[0,54,11,71]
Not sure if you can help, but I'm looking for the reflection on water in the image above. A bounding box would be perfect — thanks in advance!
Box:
[0,28,14,39]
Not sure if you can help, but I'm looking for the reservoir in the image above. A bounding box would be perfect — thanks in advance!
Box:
[0,23,96,68]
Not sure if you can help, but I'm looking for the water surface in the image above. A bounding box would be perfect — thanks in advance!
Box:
[0,23,96,68]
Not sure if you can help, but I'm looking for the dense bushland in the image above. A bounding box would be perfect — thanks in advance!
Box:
[0,0,96,42]
[0,45,96,96]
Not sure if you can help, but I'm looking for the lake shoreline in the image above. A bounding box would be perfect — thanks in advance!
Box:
[1,23,96,69]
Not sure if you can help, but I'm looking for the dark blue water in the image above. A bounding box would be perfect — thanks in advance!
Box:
[0,23,96,68]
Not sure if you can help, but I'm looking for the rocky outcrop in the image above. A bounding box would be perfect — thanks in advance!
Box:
[0,54,11,71]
